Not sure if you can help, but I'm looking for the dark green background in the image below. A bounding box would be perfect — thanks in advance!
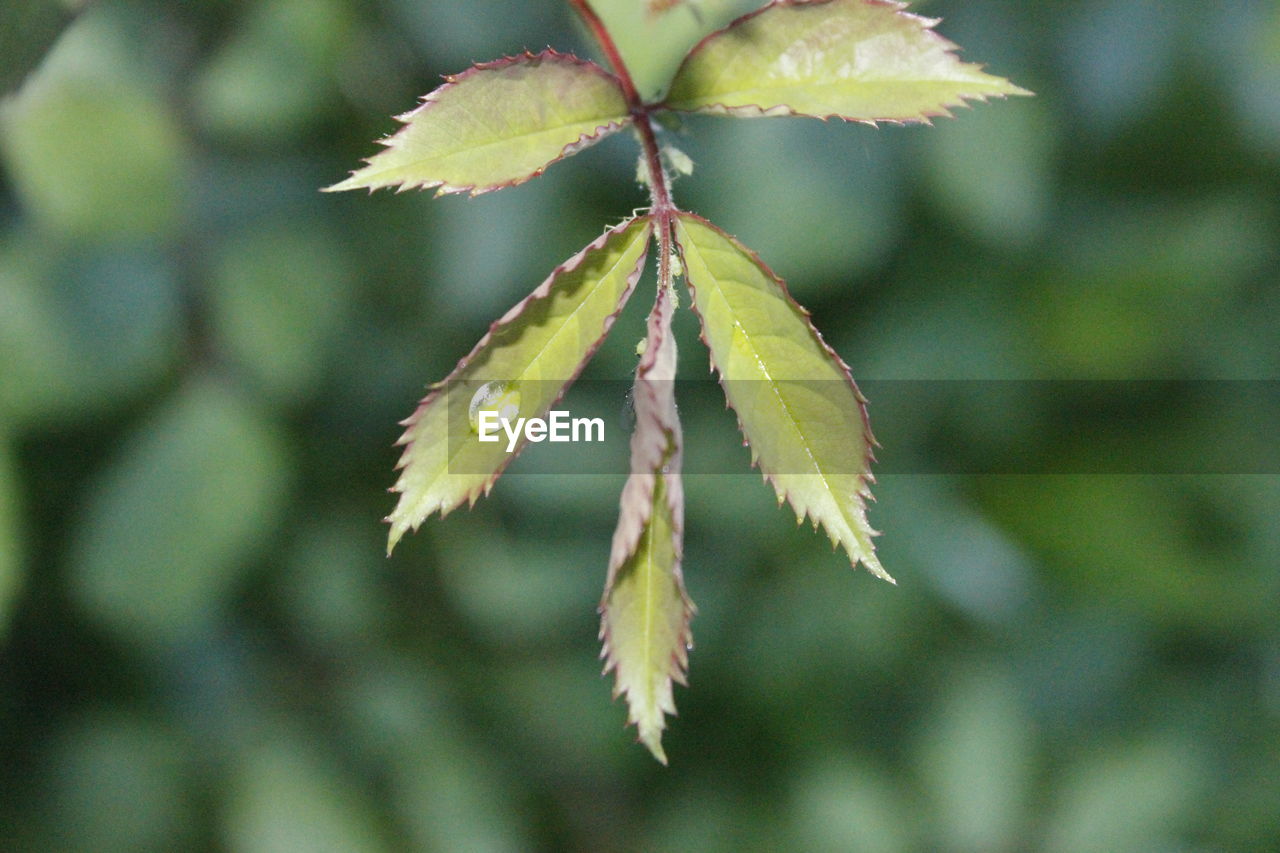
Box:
[2,0,1278,850]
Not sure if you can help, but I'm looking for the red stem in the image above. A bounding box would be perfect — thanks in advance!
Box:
[567,0,677,228]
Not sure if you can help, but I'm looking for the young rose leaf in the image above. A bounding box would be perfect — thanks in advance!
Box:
[386,217,653,552]
[674,213,890,581]
[601,470,691,764]
[603,281,691,764]
[664,0,1030,123]
[326,50,631,196]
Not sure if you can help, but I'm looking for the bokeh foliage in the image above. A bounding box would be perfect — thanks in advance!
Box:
[1,0,1278,850]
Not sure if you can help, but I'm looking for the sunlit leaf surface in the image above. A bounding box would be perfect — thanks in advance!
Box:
[327,50,630,195]
[665,0,1030,122]
[387,217,653,552]
[675,213,889,580]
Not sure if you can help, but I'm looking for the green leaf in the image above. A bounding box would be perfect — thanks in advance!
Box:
[209,222,353,403]
[326,50,630,196]
[664,0,1030,123]
[601,471,691,765]
[0,0,77,95]
[226,731,388,853]
[387,217,653,552]
[0,23,186,238]
[68,378,290,644]
[674,213,889,581]
[0,433,21,640]
[601,283,692,763]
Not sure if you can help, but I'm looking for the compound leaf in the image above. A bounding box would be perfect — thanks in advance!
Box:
[327,50,631,196]
[387,217,653,552]
[674,213,890,581]
[664,0,1030,123]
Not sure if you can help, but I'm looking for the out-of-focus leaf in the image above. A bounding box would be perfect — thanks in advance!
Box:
[327,50,630,196]
[664,0,1030,122]
[601,283,692,764]
[44,713,194,853]
[674,213,888,580]
[436,525,598,646]
[680,117,900,286]
[209,223,352,403]
[193,0,352,142]
[0,11,185,238]
[915,665,1033,852]
[789,757,915,853]
[0,435,20,640]
[279,515,387,652]
[68,378,289,644]
[0,0,77,95]
[1042,734,1206,853]
[387,217,652,552]
[225,732,388,853]
[0,237,182,425]
[920,97,1054,248]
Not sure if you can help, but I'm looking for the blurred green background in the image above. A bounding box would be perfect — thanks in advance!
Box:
[2,0,1279,850]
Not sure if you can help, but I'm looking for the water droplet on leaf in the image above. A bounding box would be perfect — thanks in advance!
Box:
[468,380,520,433]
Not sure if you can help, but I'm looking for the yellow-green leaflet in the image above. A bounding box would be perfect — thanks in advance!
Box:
[601,471,691,765]
[386,217,653,553]
[665,0,1030,123]
[675,213,890,581]
[326,50,630,196]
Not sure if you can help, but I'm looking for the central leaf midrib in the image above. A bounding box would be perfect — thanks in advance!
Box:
[685,230,850,534]
[639,484,661,706]
[367,114,630,182]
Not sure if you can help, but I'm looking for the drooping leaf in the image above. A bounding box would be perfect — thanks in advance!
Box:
[664,0,1030,123]
[674,213,890,581]
[601,278,692,763]
[601,471,691,764]
[387,217,653,552]
[326,50,631,196]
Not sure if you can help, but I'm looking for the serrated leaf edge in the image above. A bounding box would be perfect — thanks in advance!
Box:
[674,213,892,582]
[599,466,693,765]
[386,216,653,552]
[326,49,634,197]
[600,280,693,763]
[661,0,1032,125]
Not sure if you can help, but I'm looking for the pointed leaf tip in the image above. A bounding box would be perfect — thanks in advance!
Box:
[601,469,692,765]
[665,0,1030,124]
[327,50,631,196]
[601,283,692,763]
[674,213,891,581]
